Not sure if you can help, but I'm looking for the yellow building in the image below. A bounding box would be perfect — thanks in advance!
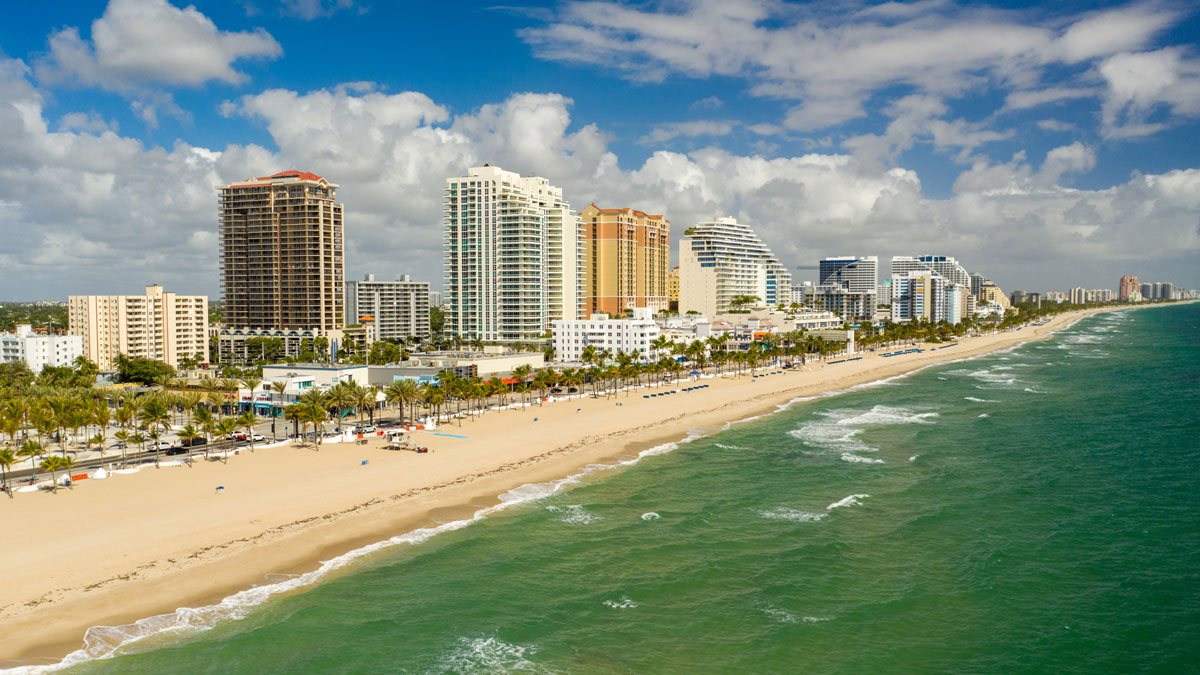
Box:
[979,282,1011,309]
[68,285,208,370]
[579,204,670,316]
[668,266,679,311]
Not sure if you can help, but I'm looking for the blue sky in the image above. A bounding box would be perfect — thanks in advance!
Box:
[1,0,1198,299]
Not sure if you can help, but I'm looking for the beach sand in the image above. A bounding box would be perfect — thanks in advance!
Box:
[0,307,1126,665]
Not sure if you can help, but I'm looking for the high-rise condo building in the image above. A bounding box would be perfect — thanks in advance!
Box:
[1118,275,1139,302]
[68,285,208,370]
[678,217,791,318]
[217,171,345,331]
[668,266,680,312]
[891,255,971,289]
[1140,283,1154,300]
[345,274,431,342]
[579,204,670,316]
[891,271,960,323]
[444,165,583,341]
[813,256,878,320]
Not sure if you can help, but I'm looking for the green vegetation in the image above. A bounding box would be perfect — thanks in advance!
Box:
[0,303,67,332]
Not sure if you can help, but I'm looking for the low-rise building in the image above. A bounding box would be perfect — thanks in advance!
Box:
[345,274,431,342]
[0,324,83,374]
[216,327,344,364]
[552,307,661,363]
[261,363,369,389]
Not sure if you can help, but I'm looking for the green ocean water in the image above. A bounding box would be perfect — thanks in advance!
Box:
[67,305,1199,674]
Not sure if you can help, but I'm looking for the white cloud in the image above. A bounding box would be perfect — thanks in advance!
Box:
[845,94,1012,166]
[689,95,724,111]
[279,0,361,20]
[1036,119,1075,132]
[521,1,1180,133]
[0,58,1197,299]
[1099,48,1200,137]
[35,0,281,90]
[1004,87,1099,111]
[637,120,735,144]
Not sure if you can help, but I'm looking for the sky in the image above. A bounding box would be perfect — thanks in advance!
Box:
[1,0,1198,301]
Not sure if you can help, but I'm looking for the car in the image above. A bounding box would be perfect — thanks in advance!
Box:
[180,437,207,447]
[165,447,188,456]
[250,433,265,442]
[148,441,172,452]
[355,425,377,434]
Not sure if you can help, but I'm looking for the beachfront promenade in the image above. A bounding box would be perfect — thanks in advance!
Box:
[0,308,1131,665]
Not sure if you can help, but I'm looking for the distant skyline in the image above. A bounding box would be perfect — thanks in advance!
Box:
[1,0,1198,300]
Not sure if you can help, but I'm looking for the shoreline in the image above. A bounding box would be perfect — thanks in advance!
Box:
[0,304,1168,668]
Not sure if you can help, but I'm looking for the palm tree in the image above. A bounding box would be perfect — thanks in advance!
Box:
[113,429,130,466]
[351,384,376,425]
[236,411,258,452]
[18,439,42,474]
[177,425,201,455]
[216,418,239,461]
[385,379,420,427]
[40,455,64,492]
[300,404,327,448]
[240,377,263,417]
[0,448,15,498]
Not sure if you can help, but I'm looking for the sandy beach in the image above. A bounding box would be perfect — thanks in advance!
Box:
[0,306,1135,666]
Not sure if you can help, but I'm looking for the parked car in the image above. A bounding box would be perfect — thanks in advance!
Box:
[355,425,377,434]
[180,437,207,447]
[235,433,265,442]
[148,441,172,452]
[165,447,188,456]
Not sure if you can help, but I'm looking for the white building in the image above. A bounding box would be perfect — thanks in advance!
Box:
[68,284,208,370]
[444,165,584,342]
[553,307,661,363]
[0,325,83,374]
[891,255,971,289]
[261,363,369,390]
[678,217,791,318]
[891,271,948,323]
[345,274,431,341]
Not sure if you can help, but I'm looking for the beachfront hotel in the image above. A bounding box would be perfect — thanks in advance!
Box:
[890,271,970,324]
[345,274,431,342]
[444,165,584,341]
[1119,275,1140,301]
[68,285,208,369]
[217,171,345,332]
[552,307,662,364]
[578,204,670,316]
[677,217,792,318]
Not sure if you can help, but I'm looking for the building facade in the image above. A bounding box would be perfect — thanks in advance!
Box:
[444,165,583,341]
[579,204,670,316]
[678,217,791,318]
[218,170,345,331]
[891,255,971,289]
[552,307,661,364]
[1,325,83,374]
[345,274,431,342]
[68,285,208,370]
[1118,275,1139,302]
[890,271,949,323]
[814,256,879,320]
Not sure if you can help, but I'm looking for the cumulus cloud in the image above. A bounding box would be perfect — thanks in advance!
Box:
[1,57,1197,299]
[520,0,1179,133]
[35,0,281,90]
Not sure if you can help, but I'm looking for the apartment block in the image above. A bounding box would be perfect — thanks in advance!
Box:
[68,285,208,369]
[579,204,670,316]
[552,307,661,364]
[444,165,584,341]
[891,255,971,289]
[217,170,345,331]
[0,325,83,374]
[345,274,431,341]
[678,217,791,318]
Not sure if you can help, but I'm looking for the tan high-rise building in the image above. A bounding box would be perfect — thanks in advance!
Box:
[68,285,208,370]
[579,204,670,316]
[218,171,345,331]
[1118,275,1139,302]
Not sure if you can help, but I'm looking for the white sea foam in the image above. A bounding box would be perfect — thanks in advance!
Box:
[14,437,694,672]
[964,370,1017,385]
[964,396,999,403]
[827,494,869,510]
[978,413,990,418]
[759,507,825,522]
[1024,387,1045,394]
[840,453,885,464]
[908,454,919,461]
[439,636,537,672]
[714,443,748,450]
[762,606,832,624]
[603,597,638,609]
[640,512,661,521]
[546,504,601,525]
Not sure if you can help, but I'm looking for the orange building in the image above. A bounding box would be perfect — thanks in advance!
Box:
[579,204,670,316]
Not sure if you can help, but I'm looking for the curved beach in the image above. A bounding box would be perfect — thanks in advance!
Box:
[0,307,1135,666]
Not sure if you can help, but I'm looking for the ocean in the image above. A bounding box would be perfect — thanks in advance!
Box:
[66,304,1199,673]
